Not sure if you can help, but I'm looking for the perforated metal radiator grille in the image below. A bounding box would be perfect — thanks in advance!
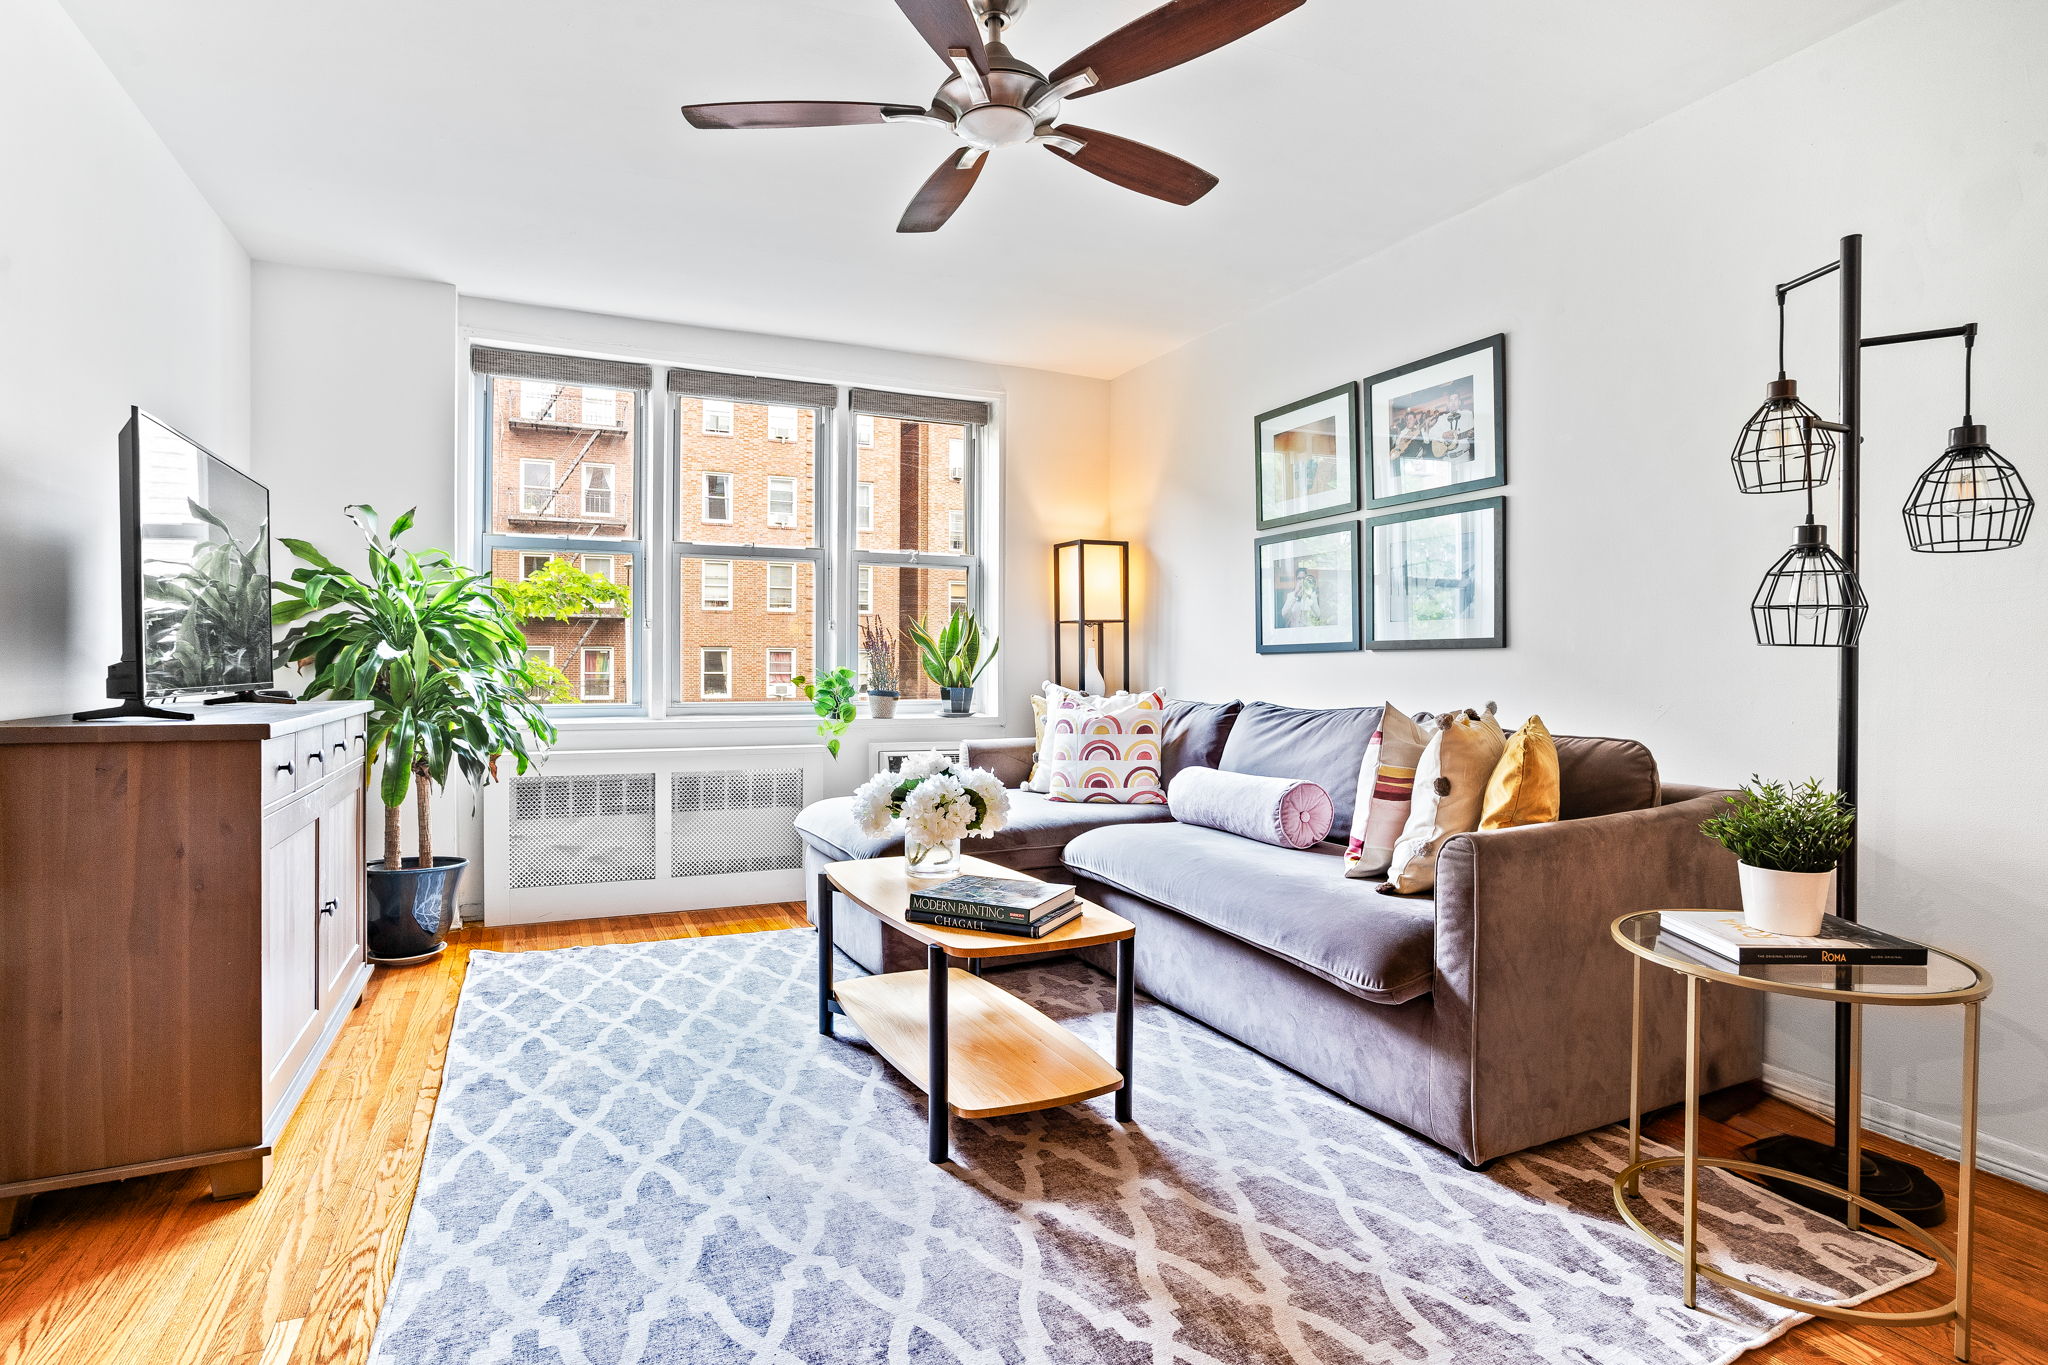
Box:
[507,773,658,888]
[671,769,806,878]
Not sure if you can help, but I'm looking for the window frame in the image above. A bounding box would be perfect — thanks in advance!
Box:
[478,376,647,718]
[521,551,551,579]
[764,560,798,613]
[699,471,733,524]
[579,645,616,701]
[765,475,798,529]
[699,646,732,700]
[856,480,874,531]
[580,552,615,582]
[581,387,618,428]
[765,647,797,699]
[519,380,559,422]
[580,462,616,519]
[519,458,556,515]
[702,399,734,436]
[698,558,733,611]
[767,406,799,442]
[857,563,872,614]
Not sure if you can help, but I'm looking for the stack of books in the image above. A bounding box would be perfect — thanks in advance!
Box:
[1657,911,1929,966]
[905,874,1082,939]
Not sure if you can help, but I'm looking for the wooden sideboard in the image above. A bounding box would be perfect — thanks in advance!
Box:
[0,700,375,1233]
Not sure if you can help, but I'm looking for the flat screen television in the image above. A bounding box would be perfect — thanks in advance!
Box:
[75,408,282,720]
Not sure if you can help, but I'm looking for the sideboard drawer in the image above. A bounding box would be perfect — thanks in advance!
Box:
[262,736,301,803]
[346,712,369,763]
[296,724,334,788]
[320,720,351,772]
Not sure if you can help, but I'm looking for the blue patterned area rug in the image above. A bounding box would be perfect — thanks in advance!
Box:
[371,929,1929,1365]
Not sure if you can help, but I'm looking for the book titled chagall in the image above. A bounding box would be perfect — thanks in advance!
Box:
[1657,911,1929,966]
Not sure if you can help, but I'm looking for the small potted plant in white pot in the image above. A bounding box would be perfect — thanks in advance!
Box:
[860,618,900,720]
[1700,777,1856,936]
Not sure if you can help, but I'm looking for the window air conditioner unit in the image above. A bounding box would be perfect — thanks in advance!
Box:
[768,683,796,699]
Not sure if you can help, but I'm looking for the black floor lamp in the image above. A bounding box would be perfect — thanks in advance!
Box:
[1729,233,2033,1226]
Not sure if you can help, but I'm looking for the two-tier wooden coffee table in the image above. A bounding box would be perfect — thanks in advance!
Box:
[817,854,1136,1164]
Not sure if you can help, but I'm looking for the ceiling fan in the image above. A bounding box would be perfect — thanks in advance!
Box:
[680,0,1305,232]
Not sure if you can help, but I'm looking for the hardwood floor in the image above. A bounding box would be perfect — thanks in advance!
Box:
[1,904,2042,1364]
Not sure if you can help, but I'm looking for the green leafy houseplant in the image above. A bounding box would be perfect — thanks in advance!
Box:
[906,610,999,693]
[793,667,858,758]
[272,505,558,870]
[1699,777,1856,873]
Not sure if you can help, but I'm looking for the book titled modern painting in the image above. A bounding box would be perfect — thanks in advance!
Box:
[1253,521,1361,654]
[1366,496,1505,650]
[1364,334,1506,509]
[1254,383,1359,529]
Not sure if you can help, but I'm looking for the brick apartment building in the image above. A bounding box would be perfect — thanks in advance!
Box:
[487,378,967,707]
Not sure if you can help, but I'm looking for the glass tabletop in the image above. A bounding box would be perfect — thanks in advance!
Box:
[1615,911,1989,1003]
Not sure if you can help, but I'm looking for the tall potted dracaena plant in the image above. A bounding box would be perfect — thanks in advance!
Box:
[273,505,557,962]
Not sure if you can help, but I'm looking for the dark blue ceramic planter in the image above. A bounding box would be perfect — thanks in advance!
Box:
[366,856,466,963]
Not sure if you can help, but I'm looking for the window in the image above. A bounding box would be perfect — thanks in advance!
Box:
[948,510,966,552]
[857,564,872,614]
[856,481,874,531]
[700,647,731,700]
[700,559,732,610]
[856,414,875,447]
[580,647,615,701]
[768,406,798,442]
[520,460,555,514]
[766,476,798,528]
[766,648,796,699]
[766,562,796,612]
[701,472,733,523]
[581,553,615,581]
[702,400,734,435]
[521,552,551,578]
[581,463,616,518]
[519,381,559,422]
[948,437,965,480]
[526,646,554,667]
[581,387,618,427]
[949,579,968,615]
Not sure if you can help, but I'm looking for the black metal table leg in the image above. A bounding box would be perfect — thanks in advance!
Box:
[1115,935,1135,1123]
[928,944,950,1163]
[816,871,835,1036]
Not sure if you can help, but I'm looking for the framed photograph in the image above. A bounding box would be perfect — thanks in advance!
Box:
[1254,522,1361,654]
[869,743,964,776]
[1364,334,1506,509]
[1255,383,1360,529]
[1366,496,1506,650]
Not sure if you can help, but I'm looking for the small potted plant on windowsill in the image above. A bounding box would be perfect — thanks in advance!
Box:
[861,618,900,719]
[273,505,556,963]
[908,610,998,717]
[1700,776,1856,936]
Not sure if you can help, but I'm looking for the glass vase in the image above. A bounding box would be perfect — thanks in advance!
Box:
[905,835,963,880]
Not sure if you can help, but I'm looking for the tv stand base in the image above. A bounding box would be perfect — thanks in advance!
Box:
[204,690,298,706]
[72,697,193,722]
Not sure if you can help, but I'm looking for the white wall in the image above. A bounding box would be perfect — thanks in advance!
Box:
[0,0,250,719]
[1108,0,2048,1182]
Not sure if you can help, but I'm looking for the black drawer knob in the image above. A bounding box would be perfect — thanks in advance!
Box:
[320,899,338,916]
[275,762,294,776]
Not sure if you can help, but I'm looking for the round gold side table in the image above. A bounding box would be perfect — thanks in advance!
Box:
[1610,910,1991,1362]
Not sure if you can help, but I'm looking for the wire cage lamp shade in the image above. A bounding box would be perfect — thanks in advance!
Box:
[1731,378,1838,494]
[1901,425,2035,554]
[1751,522,1868,647]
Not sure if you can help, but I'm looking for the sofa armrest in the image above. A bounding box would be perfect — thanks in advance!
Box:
[964,737,1037,789]
[1429,789,1760,1161]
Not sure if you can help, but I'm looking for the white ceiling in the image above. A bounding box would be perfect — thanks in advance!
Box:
[61,0,1895,378]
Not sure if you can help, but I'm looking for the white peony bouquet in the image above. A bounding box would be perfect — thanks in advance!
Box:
[851,751,1012,873]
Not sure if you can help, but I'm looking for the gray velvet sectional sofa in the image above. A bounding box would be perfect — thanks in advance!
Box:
[794,699,1760,1166]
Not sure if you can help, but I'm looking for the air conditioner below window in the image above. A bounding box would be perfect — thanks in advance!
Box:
[767,515,795,528]
[767,682,796,699]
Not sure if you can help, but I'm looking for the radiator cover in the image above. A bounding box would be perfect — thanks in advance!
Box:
[483,745,823,925]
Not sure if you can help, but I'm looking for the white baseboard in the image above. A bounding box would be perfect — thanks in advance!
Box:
[1761,1063,2048,1193]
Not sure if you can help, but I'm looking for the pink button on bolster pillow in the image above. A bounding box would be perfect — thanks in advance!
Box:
[1166,767,1334,849]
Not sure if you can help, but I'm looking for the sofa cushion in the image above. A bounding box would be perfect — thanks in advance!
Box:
[1062,822,1435,1006]
[1163,698,1242,782]
[1217,701,1384,841]
[795,789,1174,874]
[1554,735,1661,818]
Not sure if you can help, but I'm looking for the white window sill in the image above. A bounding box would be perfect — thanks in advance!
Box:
[549,711,1009,733]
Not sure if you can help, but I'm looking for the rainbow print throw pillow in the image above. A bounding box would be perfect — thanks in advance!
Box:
[1045,689,1169,805]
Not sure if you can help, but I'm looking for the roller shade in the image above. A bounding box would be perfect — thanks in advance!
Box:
[666,368,837,408]
[850,388,991,427]
[470,346,653,391]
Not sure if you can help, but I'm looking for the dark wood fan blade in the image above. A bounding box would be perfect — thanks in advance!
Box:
[681,101,923,130]
[1050,0,1304,96]
[898,150,987,233]
[1047,125,1218,205]
[893,0,989,75]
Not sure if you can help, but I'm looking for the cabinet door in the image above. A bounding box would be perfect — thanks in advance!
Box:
[316,772,366,1010]
[263,818,322,1115]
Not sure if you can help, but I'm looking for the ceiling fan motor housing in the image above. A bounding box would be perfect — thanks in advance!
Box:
[939,41,1056,150]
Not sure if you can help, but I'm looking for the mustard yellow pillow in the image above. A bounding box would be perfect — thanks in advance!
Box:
[1480,714,1560,830]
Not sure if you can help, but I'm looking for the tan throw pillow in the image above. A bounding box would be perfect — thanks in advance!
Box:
[1343,705,1433,879]
[1382,705,1507,895]
[1481,714,1561,830]
[1025,682,1091,792]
